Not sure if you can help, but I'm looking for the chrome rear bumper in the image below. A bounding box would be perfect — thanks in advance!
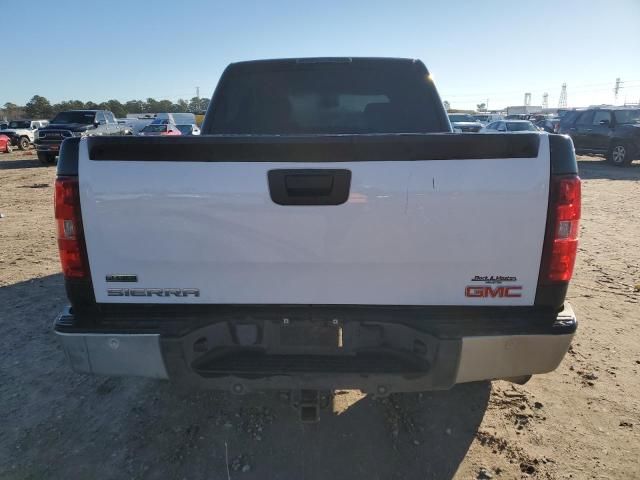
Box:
[56,331,168,379]
[54,304,576,393]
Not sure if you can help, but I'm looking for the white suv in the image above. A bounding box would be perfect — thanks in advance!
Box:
[0,119,49,150]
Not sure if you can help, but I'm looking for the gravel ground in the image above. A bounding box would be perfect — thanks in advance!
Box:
[1,149,639,479]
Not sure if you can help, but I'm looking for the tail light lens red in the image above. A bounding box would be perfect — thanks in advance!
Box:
[540,175,581,282]
[55,177,89,278]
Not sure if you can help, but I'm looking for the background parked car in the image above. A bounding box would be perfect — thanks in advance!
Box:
[0,121,8,130]
[139,123,182,136]
[528,114,547,123]
[559,107,640,166]
[0,119,49,150]
[35,110,131,164]
[536,117,561,133]
[505,114,530,120]
[152,112,197,125]
[120,118,153,134]
[0,134,12,153]
[448,113,483,132]
[175,124,201,136]
[472,113,504,125]
[480,120,538,133]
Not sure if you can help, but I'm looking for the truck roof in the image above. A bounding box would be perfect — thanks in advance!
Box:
[588,106,640,110]
[6,118,48,122]
[226,57,423,72]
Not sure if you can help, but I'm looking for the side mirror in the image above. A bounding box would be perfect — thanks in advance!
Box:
[599,119,610,126]
[93,121,100,128]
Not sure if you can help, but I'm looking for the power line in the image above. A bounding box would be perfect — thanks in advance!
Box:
[440,79,640,99]
[446,79,640,109]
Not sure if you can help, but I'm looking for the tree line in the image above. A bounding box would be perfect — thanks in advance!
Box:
[2,95,211,120]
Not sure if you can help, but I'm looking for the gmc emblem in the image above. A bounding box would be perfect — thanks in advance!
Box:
[465,285,522,298]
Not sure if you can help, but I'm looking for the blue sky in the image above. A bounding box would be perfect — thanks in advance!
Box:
[3,0,640,110]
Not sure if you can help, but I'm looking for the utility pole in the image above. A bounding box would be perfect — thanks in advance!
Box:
[558,83,567,108]
[196,86,201,112]
[614,78,622,103]
[542,93,549,110]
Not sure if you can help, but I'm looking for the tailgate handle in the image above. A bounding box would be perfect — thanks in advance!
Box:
[285,174,333,196]
[268,169,351,206]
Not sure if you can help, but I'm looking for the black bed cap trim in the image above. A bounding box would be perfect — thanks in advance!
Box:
[87,134,541,163]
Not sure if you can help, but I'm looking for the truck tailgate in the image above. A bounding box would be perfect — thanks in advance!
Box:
[78,134,549,306]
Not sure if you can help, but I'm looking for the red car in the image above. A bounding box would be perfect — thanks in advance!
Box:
[0,134,12,153]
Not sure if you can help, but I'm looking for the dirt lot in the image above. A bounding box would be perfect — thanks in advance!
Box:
[1,149,638,480]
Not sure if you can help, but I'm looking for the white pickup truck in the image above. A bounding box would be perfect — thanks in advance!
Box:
[54,58,579,412]
[1,119,49,150]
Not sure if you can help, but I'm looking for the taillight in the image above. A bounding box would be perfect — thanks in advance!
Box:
[54,176,89,278]
[540,175,581,283]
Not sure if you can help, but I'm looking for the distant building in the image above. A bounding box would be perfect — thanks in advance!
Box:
[506,105,542,115]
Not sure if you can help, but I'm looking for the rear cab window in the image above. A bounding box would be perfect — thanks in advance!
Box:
[559,110,581,127]
[614,109,640,125]
[448,114,476,122]
[143,124,168,133]
[507,122,536,132]
[592,111,611,125]
[205,59,449,135]
[576,111,595,125]
[51,111,96,124]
